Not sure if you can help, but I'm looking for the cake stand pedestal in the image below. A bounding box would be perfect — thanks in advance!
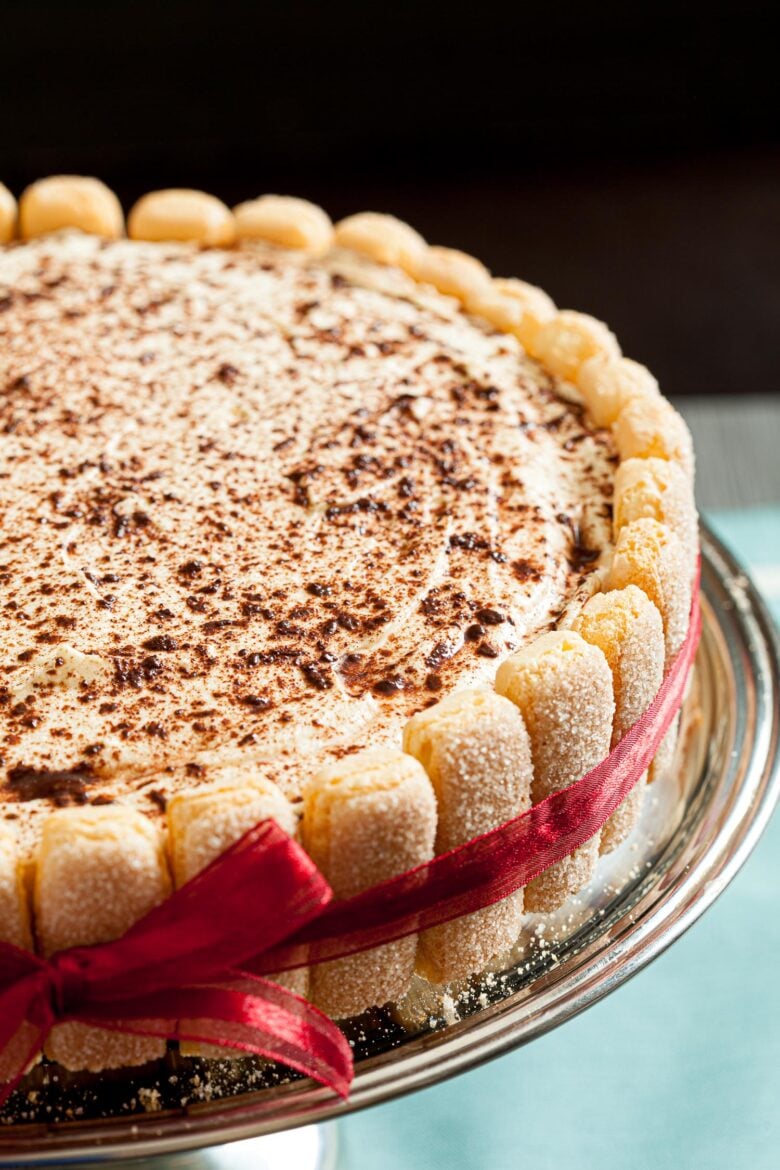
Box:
[1,526,778,1170]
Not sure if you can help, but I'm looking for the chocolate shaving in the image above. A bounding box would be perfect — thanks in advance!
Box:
[6,764,93,806]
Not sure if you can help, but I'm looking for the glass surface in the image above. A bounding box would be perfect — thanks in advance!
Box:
[1,524,778,1165]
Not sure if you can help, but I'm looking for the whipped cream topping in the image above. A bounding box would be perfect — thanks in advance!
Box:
[0,233,616,846]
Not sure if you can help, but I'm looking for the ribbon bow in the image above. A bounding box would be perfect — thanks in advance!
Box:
[0,584,701,1106]
[0,821,353,1105]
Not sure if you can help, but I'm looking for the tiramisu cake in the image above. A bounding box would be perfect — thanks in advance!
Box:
[0,177,697,1072]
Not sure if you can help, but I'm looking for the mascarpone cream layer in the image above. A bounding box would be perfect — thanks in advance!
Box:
[0,233,616,847]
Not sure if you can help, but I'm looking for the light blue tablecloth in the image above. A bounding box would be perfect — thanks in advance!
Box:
[339,508,780,1170]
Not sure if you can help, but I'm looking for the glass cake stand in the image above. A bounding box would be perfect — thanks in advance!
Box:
[1,523,778,1170]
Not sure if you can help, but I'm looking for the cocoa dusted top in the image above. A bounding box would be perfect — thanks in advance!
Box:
[0,232,616,844]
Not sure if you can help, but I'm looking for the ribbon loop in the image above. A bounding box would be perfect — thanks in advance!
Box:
[48,951,89,1017]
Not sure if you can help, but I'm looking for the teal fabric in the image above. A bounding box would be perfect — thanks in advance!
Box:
[338,509,780,1170]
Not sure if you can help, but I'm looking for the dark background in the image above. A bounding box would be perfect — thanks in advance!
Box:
[1,0,778,398]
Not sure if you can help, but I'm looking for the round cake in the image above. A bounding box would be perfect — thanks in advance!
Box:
[0,178,698,1071]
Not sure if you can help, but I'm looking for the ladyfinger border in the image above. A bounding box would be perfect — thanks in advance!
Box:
[0,178,700,1053]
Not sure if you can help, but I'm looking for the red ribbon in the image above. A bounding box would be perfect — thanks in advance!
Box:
[0,585,701,1104]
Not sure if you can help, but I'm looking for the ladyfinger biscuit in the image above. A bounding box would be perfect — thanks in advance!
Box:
[128,189,236,246]
[0,183,17,243]
[35,807,171,1071]
[403,689,533,984]
[490,277,557,349]
[572,587,665,852]
[234,195,333,253]
[18,176,123,240]
[608,518,692,665]
[302,747,436,1018]
[613,397,695,481]
[578,354,661,427]
[169,776,304,1057]
[334,212,427,272]
[464,287,526,336]
[531,310,620,384]
[168,773,307,1025]
[0,827,32,950]
[613,457,698,580]
[495,630,614,912]
[412,245,492,305]
[649,714,681,785]
[168,773,297,885]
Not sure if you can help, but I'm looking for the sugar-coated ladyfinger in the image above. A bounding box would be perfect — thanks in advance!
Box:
[35,807,172,1071]
[334,212,427,272]
[531,310,620,385]
[128,189,236,246]
[0,183,17,243]
[578,354,660,427]
[571,587,665,852]
[403,689,533,984]
[649,714,681,785]
[168,773,304,1056]
[608,518,692,666]
[0,827,32,950]
[302,747,436,1018]
[613,457,698,581]
[168,773,298,885]
[18,176,124,240]
[412,246,492,306]
[613,397,695,481]
[168,773,303,990]
[490,278,557,349]
[495,630,615,912]
[234,195,333,253]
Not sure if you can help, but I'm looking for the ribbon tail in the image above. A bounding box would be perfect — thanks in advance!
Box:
[0,975,52,1108]
[72,978,353,1099]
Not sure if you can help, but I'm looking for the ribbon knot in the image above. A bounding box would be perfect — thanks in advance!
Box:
[0,821,353,1104]
[47,952,89,1017]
